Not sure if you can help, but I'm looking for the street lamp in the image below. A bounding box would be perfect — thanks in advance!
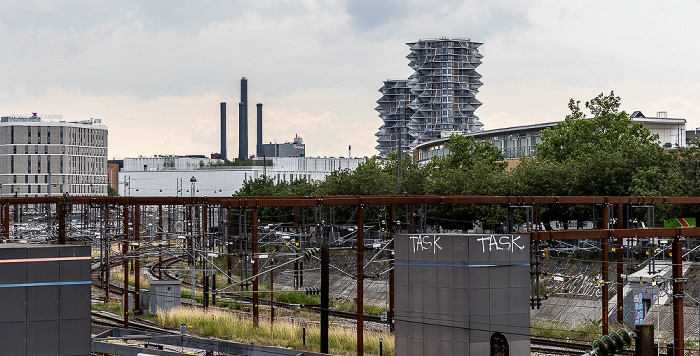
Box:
[189,176,196,198]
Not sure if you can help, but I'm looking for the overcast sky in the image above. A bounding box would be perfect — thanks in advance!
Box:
[2,1,699,160]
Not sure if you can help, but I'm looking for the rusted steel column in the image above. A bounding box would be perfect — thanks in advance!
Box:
[122,205,129,329]
[635,324,654,356]
[672,235,684,356]
[57,201,66,244]
[270,258,274,327]
[104,205,110,302]
[321,244,329,354]
[389,204,396,332]
[616,203,624,323]
[134,205,141,314]
[227,208,232,279]
[357,206,365,356]
[601,204,609,335]
[158,205,163,280]
[252,208,259,327]
[3,205,9,239]
[203,205,208,309]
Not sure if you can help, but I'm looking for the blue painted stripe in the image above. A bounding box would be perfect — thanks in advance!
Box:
[0,281,92,288]
[395,263,529,268]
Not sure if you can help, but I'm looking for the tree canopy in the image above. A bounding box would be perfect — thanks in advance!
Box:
[233,92,698,226]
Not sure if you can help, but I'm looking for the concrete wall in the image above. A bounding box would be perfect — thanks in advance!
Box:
[0,244,91,355]
[395,233,530,355]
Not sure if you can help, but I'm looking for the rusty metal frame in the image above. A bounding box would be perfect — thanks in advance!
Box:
[1,194,697,354]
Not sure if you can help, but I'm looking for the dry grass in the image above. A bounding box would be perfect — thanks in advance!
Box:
[109,266,151,289]
[157,306,395,356]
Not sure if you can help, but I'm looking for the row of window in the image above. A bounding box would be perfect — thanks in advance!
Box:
[8,125,106,146]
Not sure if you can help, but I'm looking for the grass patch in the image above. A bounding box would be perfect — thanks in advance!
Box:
[157,306,395,356]
[92,301,123,315]
[275,291,321,305]
[531,317,603,342]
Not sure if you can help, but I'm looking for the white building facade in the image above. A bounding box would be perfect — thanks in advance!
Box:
[118,156,365,197]
[0,115,108,196]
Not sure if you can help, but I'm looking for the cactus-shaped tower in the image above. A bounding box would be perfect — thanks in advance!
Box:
[405,38,484,147]
[375,79,415,158]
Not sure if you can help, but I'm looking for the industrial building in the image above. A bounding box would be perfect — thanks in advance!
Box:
[259,135,305,158]
[376,37,484,156]
[0,114,108,196]
[118,156,364,196]
[413,112,688,164]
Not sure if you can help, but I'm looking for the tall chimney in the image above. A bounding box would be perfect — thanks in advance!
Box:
[256,103,263,157]
[238,102,247,161]
[238,77,248,161]
[220,102,227,161]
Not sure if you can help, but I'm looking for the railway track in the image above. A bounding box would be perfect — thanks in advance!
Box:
[530,337,634,355]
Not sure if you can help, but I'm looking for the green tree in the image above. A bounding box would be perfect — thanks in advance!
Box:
[436,135,506,171]
[534,92,666,196]
[107,186,119,196]
[655,146,700,219]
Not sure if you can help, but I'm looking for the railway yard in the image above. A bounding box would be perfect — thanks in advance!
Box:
[1,195,700,355]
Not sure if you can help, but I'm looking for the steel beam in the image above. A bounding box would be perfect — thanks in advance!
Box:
[122,205,129,329]
[672,236,684,356]
[321,244,329,354]
[134,205,141,314]
[601,205,609,335]
[357,206,364,356]
[252,208,259,327]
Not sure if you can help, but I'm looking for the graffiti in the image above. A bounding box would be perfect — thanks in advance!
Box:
[476,235,526,253]
[634,293,644,325]
[409,235,442,254]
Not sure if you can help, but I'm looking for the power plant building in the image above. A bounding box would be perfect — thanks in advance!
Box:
[260,135,305,158]
[0,114,108,196]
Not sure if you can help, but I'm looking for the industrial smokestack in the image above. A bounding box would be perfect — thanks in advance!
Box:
[238,102,247,161]
[256,103,263,157]
[220,102,227,161]
[238,77,248,161]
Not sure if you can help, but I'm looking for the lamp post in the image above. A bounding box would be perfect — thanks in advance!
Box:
[190,176,196,198]
[124,176,131,197]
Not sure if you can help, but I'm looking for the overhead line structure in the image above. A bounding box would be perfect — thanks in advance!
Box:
[2,194,699,356]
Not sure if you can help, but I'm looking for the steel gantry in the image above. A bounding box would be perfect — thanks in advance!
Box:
[1,194,699,356]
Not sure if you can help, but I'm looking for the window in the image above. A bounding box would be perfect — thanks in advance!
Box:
[10,126,14,144]
[28,127,31,144]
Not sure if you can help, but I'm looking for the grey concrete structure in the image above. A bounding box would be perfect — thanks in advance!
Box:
[375,79,415,158]
[0,244,91,355]
[149,280,182,316]
[0,114,108,196]
[395,233,530,355]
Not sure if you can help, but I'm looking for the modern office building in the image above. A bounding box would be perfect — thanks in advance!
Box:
[0,114,108,196]
[375,79,415,158]
[413,112,688,164]
[376,37,484,156]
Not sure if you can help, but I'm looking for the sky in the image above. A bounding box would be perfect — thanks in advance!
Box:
[2,0,700,160]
